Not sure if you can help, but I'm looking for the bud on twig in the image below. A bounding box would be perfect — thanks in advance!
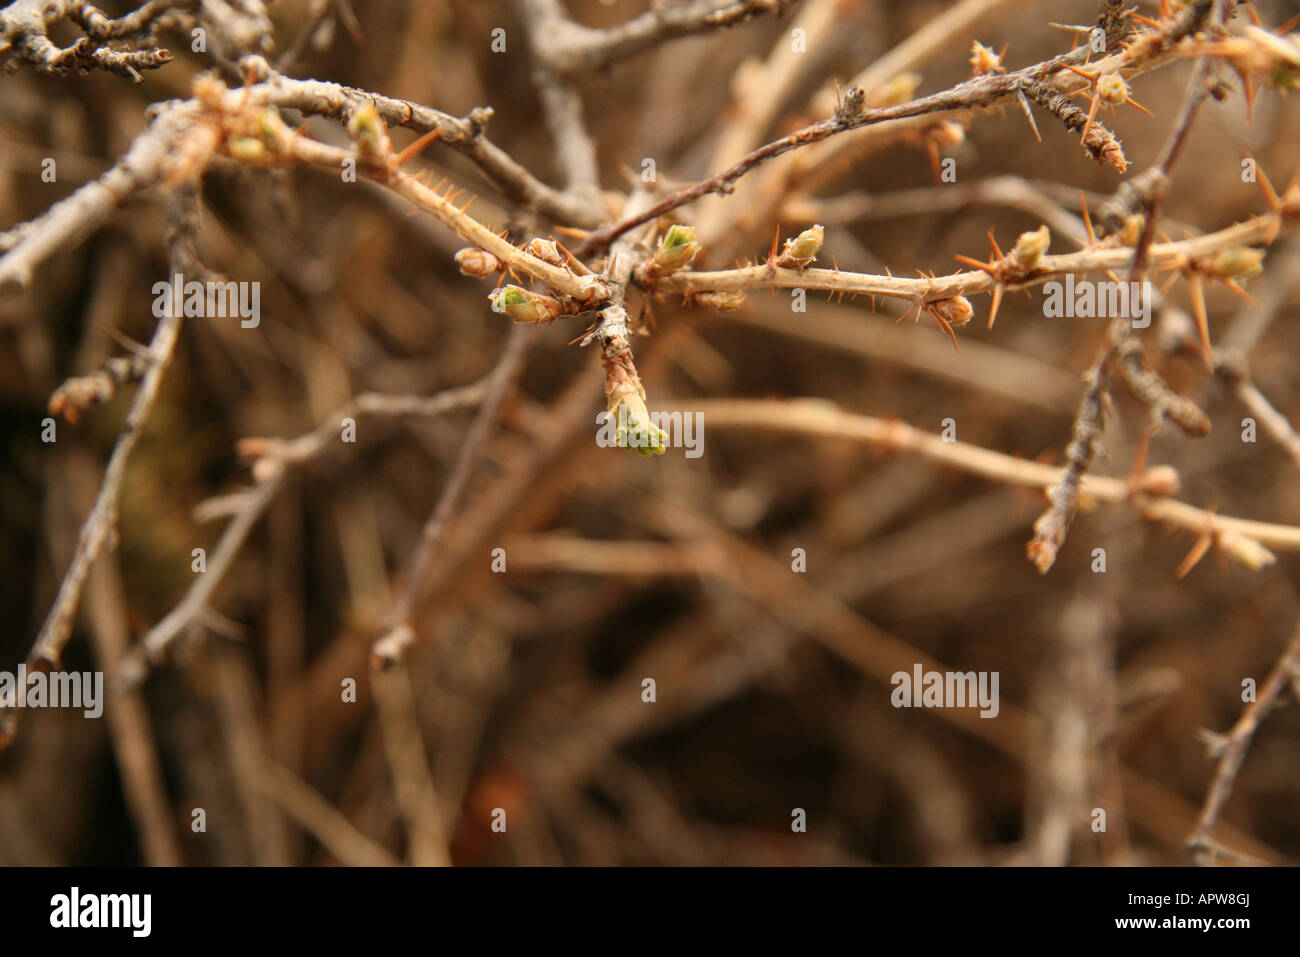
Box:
[1135,465,1181,497]
[1208,246,1265,279]
[1010,226,1050,272]
[348,104,392,167]
[927,296,974,328]
[490,284,563,324]
[1219,532,1276,571]
[775,225,824,269]
[1097,73,1130,105]
[455,247,503,278]
[653,225,701,275]
[523,238,565,266]
[691,290,747,312]
[970,41,1006,76]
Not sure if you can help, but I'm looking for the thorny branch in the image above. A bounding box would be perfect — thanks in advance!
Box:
[655,210,1295,305]
[4,0,1300,866]
[1026,0,1221,574]
[692,398,1300,558]
[575,0,1217,256]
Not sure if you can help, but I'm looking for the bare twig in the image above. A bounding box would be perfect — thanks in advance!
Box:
[115,379,489,690]
[1189,622,1300,864]
[0,108,192,291]
[372,664,452,866]
[0,185,199,749]
[1219,357,1300,471]
[521,0,788,76]
[256,758,401,866]
[372,325,533,665]
[656,208,1292,317]
[0,0,178,80]
[248,62,599,226]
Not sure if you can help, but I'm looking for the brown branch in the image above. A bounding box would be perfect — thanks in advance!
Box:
[522,0,789,76]
[372,325,533,665]
[1188,622,1300,864]
[48,350,154,425]
[114,378,490,691]
[1218,356,1300,471]
[0,62,603,295]
[0,0,179,80]
[372,664,452,866]
[0,184,200,749]
[256,757,401,867]
[246,59,599,226]
[0,108,192,291]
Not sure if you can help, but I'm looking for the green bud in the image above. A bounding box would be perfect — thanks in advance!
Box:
[1210,246,1264,279]
[490,285,562,324]
[654,225,701,274]
[347,104,390,162]
[615,404,668,455]
[777,224,824,268]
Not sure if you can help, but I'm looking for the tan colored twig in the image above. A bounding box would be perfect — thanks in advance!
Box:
[48,351,154,425]
[516,0,601,205]
[249,61,598,226]
[1028,1,1225,572]
[0,108,192,291]
[689,398,1300,554]
[278,131,610,304]
[657,207,1292,310]
[694,0,846,238]
[0,64,603,294]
